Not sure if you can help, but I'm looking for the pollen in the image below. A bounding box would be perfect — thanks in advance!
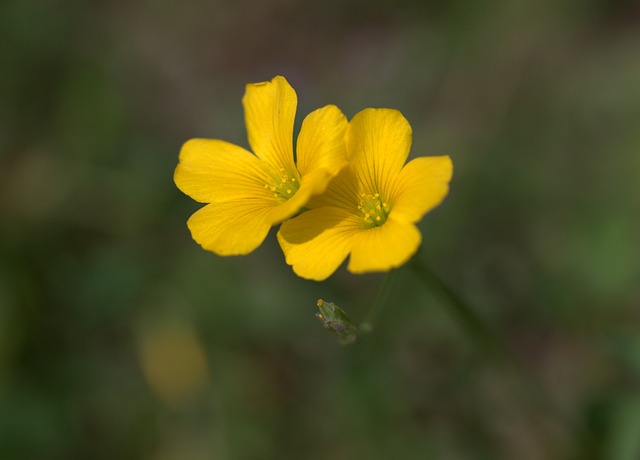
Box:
[266,168,301,202]
[358,193,390,228]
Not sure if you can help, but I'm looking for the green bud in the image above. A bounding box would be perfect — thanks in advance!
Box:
[315,299,357,345]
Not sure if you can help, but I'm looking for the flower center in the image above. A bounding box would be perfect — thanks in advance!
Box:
[357,193,390,229]
[265,169,300,203]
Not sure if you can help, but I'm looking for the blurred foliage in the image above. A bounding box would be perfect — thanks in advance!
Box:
[1,0,640,459]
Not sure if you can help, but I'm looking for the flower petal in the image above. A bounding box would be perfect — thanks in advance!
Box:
[187,201,273,256]
[267,167,335,224]
[296,104,348,178]
[242,76,297,171]
[306,167,361,211]
[278,207,362,281]
[346,108,412,195]
[174,138,272,204]
[389,156,453,223]
[347,217,421,274]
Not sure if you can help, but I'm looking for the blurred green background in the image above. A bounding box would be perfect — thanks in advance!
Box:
[1,0,639,458]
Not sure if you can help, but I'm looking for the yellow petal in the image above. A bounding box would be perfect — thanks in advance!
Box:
[278,207,362,281]
[389,156,453,223]
[174,138,272,204]
[267,167,335,224]
[306,166,361,211]
[346,108,412,195]
[242,76,297,171]
[347,217,421,274]
[296,105,348,178]
[187,201,273,256]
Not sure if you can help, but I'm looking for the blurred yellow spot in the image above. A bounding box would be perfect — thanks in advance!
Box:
[138,321,209,407]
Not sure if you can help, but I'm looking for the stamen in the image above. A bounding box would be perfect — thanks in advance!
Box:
[265,169,301,202]
[358,192,390,228]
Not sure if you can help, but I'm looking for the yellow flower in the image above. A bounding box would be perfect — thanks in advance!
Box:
[174,76,348,255]
[277,108,453,281]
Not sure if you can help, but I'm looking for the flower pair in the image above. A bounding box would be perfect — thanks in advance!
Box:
[174,76,453,281]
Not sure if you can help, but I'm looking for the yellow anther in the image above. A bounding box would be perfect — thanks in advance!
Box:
[358,192,390,228]
[266,169,301,202]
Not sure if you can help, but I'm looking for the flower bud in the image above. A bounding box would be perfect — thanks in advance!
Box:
[315,299,357,345]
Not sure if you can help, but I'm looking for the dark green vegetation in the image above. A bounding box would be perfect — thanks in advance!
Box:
[1,0,639,458]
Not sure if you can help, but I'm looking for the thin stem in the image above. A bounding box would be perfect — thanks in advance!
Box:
[359,269,399,334]
[410,256,587,446]
[410,257,509,363]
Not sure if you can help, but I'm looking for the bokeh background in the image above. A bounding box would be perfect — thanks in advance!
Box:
[2,0,640,458]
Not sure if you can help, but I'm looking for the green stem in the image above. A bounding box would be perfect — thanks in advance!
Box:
[410,256,586,446]
[410,257,509,363]
[359,269,399,334]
